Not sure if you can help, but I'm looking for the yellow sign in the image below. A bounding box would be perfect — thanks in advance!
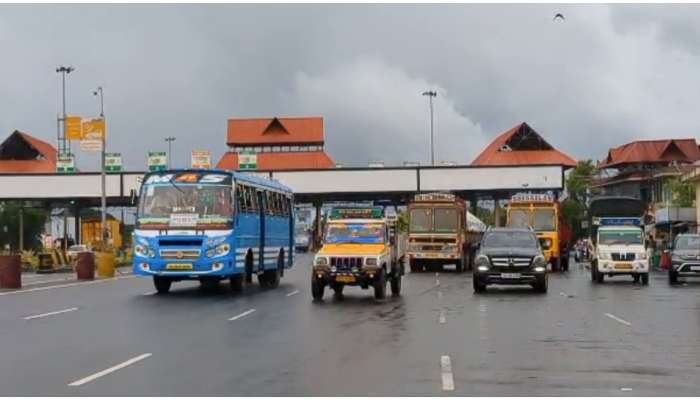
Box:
[82,118,106,140]
[65,116,82,140]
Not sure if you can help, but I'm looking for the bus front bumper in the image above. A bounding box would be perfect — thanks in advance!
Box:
[133,256,242,278]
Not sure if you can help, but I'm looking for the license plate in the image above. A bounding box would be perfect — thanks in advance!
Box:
[426,253,440,258]
[166,263,193,270]
[336,275,356,283]
[615,262,632,269]
[500,273,521,279]
[691,266,700,271]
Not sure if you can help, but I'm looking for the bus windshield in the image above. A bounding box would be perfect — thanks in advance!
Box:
[434,208,459,232]
[533,209,556,231]
[137,172,233,228]
[325,223,385,244]
[410,208,432,232]
[507,209,530,228]
[599,230,643,246]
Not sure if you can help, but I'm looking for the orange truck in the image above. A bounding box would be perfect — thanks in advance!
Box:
[506,194,572,271]
[406,193,485,273]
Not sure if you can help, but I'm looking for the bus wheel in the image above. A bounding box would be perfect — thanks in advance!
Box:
[230,275,243,293]
[311,277,325,301]
[266,255,283,289]
[153,276,172,294]
[374,269,387,300]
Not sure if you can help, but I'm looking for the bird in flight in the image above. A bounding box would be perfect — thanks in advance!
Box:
[553,13,565,21]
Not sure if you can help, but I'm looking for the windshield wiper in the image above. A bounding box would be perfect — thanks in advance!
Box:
[167,176,186,195]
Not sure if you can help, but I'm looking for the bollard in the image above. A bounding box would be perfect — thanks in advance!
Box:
[0,255,21,289]
[75,252,95,280]
[95,251,116,278]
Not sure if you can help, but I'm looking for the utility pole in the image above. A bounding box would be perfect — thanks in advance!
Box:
[422,90,437,166]
[93,86,108,246]
[165,136,176,169]
[55,66,75,155]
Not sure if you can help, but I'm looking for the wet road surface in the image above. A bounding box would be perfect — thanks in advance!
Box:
[1,254,699,396]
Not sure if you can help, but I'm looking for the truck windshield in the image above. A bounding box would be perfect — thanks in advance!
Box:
[325,223,385,244]
[507,209,530,228]
[533,209,556,231]
[484,231,538,248]
[410,209,432,232]
[674,236,700,250]
[434,208,459,232]
[599,230,643,245]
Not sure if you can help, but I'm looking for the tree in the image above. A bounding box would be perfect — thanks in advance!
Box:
[665,176,695,207]
[0,202,48,251]
[564,160,599,238]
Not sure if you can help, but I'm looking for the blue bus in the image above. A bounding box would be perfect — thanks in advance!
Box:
[133,169,294,294]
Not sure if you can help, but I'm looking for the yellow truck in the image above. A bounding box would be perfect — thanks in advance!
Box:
[506,194,572,271]
[311,207,403,300]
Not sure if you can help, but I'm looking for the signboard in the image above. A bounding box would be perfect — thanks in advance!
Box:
[65,116,82,140]
[82,118,106,140]
[239,151,257,170]
[80,139,103,152]
[148,151,167,172]
[330,207,384,220]
[105,153,122,172]
[191,150,211,169]
[56,153,76,173]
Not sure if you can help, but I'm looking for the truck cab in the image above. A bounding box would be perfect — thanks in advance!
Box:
[589,197,649,285]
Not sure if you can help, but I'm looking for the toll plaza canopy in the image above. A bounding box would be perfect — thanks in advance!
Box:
[471,122,577,168]
[217,116,335,171]
[0,130,57,173]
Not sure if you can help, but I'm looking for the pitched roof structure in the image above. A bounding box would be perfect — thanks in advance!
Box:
[471,122,577,168]
[598,139,700,169]
[227,117,324,146]
[0,131,57,173]
[216,151,335,171]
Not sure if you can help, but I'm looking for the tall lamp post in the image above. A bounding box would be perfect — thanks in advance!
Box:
[422,90,437,166]
[56,66,75,155]
[93,87,108,245]
[165,136,176,169]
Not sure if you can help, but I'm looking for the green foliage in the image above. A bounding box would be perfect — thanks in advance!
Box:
[475,206,495,227]
[564,160,599,239]
[666,177,695,207]
[0,202,48,251]
[397,211,409,233]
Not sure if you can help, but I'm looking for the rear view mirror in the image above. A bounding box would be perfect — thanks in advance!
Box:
[130,189,137,206]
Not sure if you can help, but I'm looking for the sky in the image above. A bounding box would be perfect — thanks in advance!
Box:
[1,4,700,171]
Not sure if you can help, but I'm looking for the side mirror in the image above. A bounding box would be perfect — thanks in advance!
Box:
[130,189,137,206]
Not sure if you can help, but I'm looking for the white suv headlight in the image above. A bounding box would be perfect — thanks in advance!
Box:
[364,257,379,266]
[314,257,328,266]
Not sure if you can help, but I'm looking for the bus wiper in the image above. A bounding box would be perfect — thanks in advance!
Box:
[167,176,186,195]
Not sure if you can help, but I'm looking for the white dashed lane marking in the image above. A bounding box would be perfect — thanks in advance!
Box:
[68,353,152,387]
[605,313,632,326]
[24,307,79,320]
[228,309,256,321]
[286,290,300,297]
[439,310,446,324]
[440,355,455,391]
[0,276,135,296]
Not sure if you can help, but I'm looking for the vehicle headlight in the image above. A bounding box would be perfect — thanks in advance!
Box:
[207,243,230,258]
[364,257,379,266]
[134,244,153,258]
[205,236,227,248]
[475,255,490,271]
[408,243,421,252]
[541,239,552,249]
[532,255,547,272]
[636,252,647,260]
[598,251,610,260]
[314,256,328,266]
[443,244,458,252]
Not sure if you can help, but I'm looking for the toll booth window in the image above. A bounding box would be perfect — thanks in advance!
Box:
[410,209,432,232]
[533,209,556,231]
[507,209,530,228]
[434,208,459,232]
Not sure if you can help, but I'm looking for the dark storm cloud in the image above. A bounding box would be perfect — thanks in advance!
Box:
[1,4,699,170]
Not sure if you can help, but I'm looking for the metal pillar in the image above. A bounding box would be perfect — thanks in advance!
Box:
[313,201,322,251]
[18,204,24,252]
[74,202,81,245]
[494,199,502,227]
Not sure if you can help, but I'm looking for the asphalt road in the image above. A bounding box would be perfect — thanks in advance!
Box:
[1,254,699,396]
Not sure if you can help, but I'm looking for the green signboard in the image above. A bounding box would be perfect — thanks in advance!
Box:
[105,152,122,173]
[239,151,257,170]
[148,151,167,172]
[56,153,76,174]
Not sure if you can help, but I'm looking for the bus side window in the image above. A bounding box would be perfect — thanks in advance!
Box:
[275,193,282,216]
[266,191,274,216]
[249,187,258,212]
[236,184,247,213]
[271,192,279,216]
[284,195,291,217]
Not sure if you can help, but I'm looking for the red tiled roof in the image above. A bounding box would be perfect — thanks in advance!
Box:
[216,151,335,171]
[0,130,57,173]
[598,139,700,169]
[227,117,324,146]
[471,122,577,167]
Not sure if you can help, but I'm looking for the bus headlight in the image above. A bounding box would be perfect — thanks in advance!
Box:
[314,257,328,266]
[134,244,153,258]
[207,243,230,258]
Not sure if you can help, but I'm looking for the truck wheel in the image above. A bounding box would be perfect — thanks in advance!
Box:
[332,283,344,299]
[390,270,402,296]
[374,270,387,300]
[230,275,243,293]
[311,277,325,301]
[473,276,486,293]
[409,259,422,273]
[641,273,649,286]
[153,276,172,294]
[669,269,679,285]
[534,275,548,293]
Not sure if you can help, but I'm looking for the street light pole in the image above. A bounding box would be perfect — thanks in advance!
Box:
[55,66,75,155]
[165,136,176,169]
[422,90,437,166]
[93,87,108,246]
